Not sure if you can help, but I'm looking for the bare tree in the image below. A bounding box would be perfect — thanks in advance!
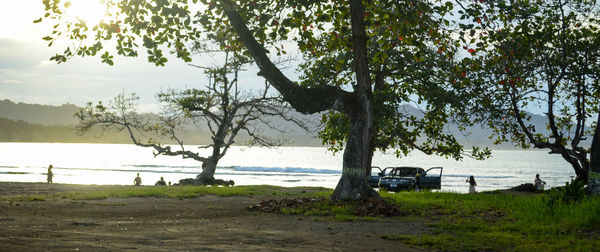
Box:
[76,52,307,185]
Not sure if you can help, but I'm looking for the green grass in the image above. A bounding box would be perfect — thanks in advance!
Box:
[379,191,600,251]
[273,189,600,251]
[3,185,332,201]
[56,185,332,200]
[11,195,46,202]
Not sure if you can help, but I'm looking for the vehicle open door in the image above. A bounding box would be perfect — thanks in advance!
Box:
[421,167,443,189]
[368,166,383,188]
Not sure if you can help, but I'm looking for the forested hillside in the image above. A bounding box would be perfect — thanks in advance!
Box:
[0,100,320,145]
[0,99,80,125]
[0,99,553,148]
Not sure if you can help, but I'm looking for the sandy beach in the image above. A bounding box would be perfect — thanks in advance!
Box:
[0,182,424,251]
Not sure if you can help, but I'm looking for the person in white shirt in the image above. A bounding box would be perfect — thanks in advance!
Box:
[534,174,546,191]
[466,175,477,193]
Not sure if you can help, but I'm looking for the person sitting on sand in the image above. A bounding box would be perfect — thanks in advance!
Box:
[466,175,477,193]
[155,177,167,186]
[534,174,546,191]
[47,165,53,184]
[133,173,142,186]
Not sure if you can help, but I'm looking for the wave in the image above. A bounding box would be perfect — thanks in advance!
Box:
[10,165,339,177]
[0,171,30,175]
[444,174,515,179]
[53,167,200,175]
[125,164,200,169]
[124,165,341,175]
[228,166,341,174]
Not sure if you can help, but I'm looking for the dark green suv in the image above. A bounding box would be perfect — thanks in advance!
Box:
[378,166,443,191]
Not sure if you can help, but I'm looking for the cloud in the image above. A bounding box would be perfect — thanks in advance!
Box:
[0,38,20,48]
[0,38,50,70]
[0,79,24,84]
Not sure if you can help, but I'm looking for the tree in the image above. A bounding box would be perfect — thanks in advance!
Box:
[41,0,487,200]
[456,0,600,184]
[590,113,600,194]
[76,52,302,185]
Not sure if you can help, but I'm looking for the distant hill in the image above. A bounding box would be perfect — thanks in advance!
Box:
[1,99,571,149]
[0,99,80,125]
[0,99,321,146]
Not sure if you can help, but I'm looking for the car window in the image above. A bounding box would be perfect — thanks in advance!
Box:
[392,168,418,176]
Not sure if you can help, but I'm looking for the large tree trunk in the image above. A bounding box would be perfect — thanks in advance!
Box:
[561,151,588,183]
[197,147,221,184]
[331,113,379,200]
[588,113,600,195]
[197,159,217,182]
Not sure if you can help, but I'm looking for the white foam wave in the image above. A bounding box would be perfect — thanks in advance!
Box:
[228,166,341,174]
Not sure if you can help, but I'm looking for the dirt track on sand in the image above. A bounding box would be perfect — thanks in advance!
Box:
[0,182,426,251]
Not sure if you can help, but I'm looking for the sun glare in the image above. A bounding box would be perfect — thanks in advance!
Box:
[64,0,107,26]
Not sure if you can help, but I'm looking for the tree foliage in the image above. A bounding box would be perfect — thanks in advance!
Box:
[457,0,600,182]
[40,0,490,199]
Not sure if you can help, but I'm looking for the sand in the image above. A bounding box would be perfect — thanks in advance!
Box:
[0,182,426,251]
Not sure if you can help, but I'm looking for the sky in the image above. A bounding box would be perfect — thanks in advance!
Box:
[0,0,268,112]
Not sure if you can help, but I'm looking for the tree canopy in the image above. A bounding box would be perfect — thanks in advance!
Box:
[40,0,490,200]
[456,0,600,183]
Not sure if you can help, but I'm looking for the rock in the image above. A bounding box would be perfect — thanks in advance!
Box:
[507,183,538,192]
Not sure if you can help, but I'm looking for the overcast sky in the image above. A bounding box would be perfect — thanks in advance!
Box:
[0,1,270,112]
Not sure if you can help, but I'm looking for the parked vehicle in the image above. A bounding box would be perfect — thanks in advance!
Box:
[378,166,443,191]
[368,166,391,188]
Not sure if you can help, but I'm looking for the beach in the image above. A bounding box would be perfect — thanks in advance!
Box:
[0,182,422,251]
[0,143,577,194]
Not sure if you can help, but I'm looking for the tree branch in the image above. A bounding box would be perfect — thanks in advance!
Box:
[218,0,353,114]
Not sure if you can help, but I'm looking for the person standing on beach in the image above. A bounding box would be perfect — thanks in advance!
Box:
[466,175,477,193]
[47,165,53,183]
[134,173,142,186]
[534,174,546,191]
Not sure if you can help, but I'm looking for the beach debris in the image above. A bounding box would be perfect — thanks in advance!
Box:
[71,221,99,226]
[507,183,537,193]
[248,197,403,217]
[176,178,234,187]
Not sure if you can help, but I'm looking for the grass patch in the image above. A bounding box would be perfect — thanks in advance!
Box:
[55,185,332,200]
[273,189,600,251]
[12,195,47,202]
[379,191,600,251]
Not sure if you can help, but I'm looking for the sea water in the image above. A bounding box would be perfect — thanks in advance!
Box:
[0,142,576,193]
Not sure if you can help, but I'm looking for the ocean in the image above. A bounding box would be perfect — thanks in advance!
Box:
[0,142,576,193]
